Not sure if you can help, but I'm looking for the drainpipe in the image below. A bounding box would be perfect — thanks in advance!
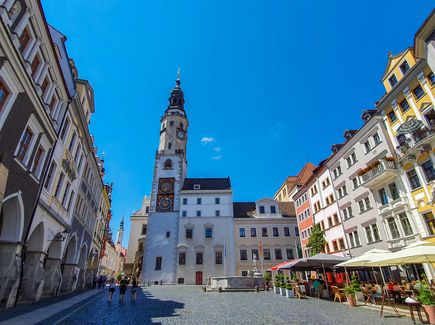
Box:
[14,97,72,308]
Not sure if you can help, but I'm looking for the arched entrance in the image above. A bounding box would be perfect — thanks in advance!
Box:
[76,244,88,290]
[42,233,63,297]
[60,235,78,293]
[0,193,24,308]
[20,222,45,302]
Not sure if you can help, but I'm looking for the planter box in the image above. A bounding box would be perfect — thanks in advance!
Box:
[280,287,286,296]
[286,288,295,298]
[274,286,280,294]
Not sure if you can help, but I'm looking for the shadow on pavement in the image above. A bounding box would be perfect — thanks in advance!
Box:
[59,287,184,325]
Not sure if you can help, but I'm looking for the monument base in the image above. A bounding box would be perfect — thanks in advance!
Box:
[210,276,264,292]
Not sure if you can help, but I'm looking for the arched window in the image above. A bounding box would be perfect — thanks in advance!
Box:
[180,122,184,129]
[164,159,172,170]
[8,2,22,23]
[168,142,172,150]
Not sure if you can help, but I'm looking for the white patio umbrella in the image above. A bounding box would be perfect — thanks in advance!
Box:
[335,249,392,268]
[367,242,435,267]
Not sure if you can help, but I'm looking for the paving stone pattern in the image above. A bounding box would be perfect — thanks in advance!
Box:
[60,286,412,325]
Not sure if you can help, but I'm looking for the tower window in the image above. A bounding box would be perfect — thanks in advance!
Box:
[166,231,170,238]
[168,143,172,150]
[180,122,184,129]
[164,159,172,170]
[170,121,174,126]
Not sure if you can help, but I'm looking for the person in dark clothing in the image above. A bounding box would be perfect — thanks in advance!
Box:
[131,277,138,302]
[119,276,128,303]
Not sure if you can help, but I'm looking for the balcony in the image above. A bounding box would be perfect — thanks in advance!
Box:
[360,159,398,189]
[396,128,435,160]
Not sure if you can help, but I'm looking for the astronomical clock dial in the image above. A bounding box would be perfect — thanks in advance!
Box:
[157,195,173,211]
[159,180,173,193]
[177,130,185,139]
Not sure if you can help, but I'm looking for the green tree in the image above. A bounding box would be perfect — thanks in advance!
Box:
[306,224,325,256]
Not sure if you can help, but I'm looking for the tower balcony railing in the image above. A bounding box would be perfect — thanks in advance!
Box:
[360,159,398,189]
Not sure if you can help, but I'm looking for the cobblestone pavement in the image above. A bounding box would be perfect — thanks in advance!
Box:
[59,286,413,325]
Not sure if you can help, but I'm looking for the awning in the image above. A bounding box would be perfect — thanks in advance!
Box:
[280,253,349,271]
[397,119,424,135]
[335,249,392,268]
[268,261,292,271]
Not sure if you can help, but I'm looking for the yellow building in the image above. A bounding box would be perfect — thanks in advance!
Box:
[376,44,435,238]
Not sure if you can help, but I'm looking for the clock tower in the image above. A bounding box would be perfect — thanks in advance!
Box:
[141,73,189,284]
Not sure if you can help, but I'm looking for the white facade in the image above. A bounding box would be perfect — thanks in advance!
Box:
[126,196,150,265]
[176,187,236,285]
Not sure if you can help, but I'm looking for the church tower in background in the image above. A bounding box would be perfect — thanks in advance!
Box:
[141,72,189,284]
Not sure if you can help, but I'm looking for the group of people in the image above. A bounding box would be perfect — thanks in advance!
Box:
[106,275,139,303]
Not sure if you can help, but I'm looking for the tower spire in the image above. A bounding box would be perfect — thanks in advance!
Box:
[167,69,185,112]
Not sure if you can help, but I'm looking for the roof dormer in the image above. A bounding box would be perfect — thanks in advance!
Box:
[381,48,417,93]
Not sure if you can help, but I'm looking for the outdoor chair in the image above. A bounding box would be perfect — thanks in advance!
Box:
[331,286,345,303]
[295,285,307,299]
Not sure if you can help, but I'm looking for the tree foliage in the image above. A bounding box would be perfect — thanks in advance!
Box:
[306,224,325,256]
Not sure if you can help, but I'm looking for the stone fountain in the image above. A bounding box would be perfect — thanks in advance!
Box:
[210,254,264,291]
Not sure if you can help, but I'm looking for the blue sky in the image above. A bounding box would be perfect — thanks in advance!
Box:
[42,0,434,247]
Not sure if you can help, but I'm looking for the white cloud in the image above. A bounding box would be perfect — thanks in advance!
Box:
[211,155,223,160]
[201,137,215,144]
[213,146,221,152]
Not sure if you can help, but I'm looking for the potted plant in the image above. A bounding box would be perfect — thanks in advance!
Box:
[264,272,271,291]
[344,275,360,307]
[273,274,281,294]
[418,283,435,324]
[279,274,286,296]
[285,279,294,298]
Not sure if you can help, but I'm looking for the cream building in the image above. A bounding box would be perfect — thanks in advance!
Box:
[126,196,149,277]
[233,198,299,276]
[176,178,236,285]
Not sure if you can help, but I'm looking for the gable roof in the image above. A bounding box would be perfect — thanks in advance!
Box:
[233,202,256,218]
[181,177,231,191]
[381,48,412,81]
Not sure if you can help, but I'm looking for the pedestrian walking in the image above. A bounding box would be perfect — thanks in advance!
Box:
[119,276,128,304]
[98,275,103,288]
[131,277,138,302]
[108,278,116,303]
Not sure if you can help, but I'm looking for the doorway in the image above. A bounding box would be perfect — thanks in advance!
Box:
[195,271,203,285]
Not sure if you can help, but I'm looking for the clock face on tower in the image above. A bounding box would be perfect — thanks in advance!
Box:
[157,195,173,211]
[177,130,185,139]
[159,179,173,193]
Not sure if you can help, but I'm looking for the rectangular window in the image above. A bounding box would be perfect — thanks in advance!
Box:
[407,169,421,190]
[141,224,147,235]
[60,118,70,141]
[0,79,10,112]
[205,228,213,238]
[249,228,256,237]
[239,228,245,237]
[399,213,413,236]
[30,55,40,77]
[364,141,372,153]
[40,78,49,95]
[378,188,389,205]
[261,227,268,237]
[215,197,220,204]
[413,85,425,100]
[182,198,187,205]
[270,205,276,214]
[182,211,187,217]
[399,60,410,74]
[263,249,271,260]
[389,182,400,200]
[365,226,373,243]
[196,252,203,264]
[372,224,381,241]
[259,206,265,214]
[284,227,290,237]
[61,182,71,206]
[272,227,279,237]
[294,227,299,236]
[388,110,397,123]
[338,238,345,250]
[178,252,186,265]
[286,248,294,259]
[197,198,202,205]
[19,28,31,52]
[388,74,398,87]
[17,127,33,163]
[365,197,371,209]
[44,161,57,190]
[424,212,435,235]
[388,217,400,239]
[275,249,282,260]
[54,172,65,199]
[215,210,220,217]
[422,160,435,183]
[215,251,222,264]
[155,257,162,270]
[428,72,435,86]
[399,99,410,113]
[186,228,193,239]
[31,145,44,177]
[332,240,339,252]
[67,190,75,212]
[373,132,381,145]
[68,132,77,152]
[240,249,247,261]
[196,210,201,217]
[251,249,259,260]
